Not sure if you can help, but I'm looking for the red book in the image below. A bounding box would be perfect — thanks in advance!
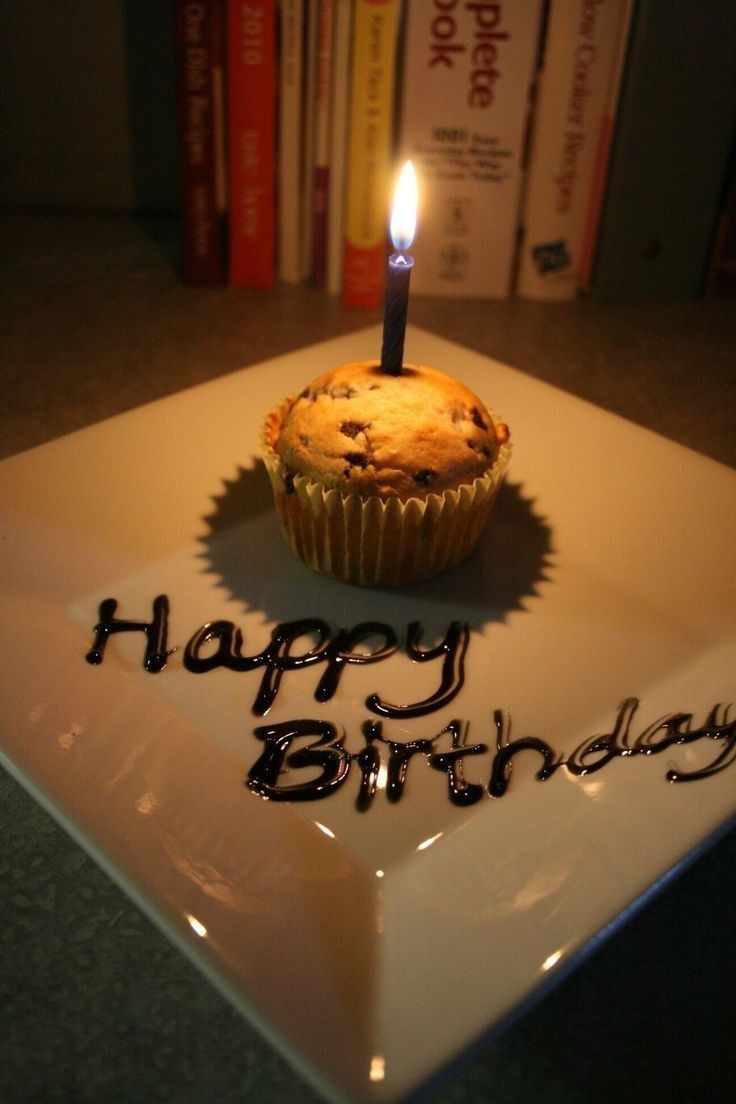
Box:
[227,0,276,288]
[174,0,225,285]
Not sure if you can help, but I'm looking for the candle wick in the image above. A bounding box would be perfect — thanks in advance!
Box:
[395,254,410,266]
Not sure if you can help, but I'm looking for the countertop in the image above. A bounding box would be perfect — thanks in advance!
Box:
[1,212,735,1104]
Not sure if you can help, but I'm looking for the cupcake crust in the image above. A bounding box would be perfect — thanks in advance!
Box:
[274,360,509,501]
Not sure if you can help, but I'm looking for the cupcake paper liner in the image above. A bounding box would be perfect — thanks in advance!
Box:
[260,395,511,587]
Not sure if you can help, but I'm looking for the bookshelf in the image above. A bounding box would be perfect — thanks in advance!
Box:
[3,2,734,301]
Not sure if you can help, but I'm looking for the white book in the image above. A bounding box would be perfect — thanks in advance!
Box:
[516,0,634,299]
[300,0,319,281]
[398,0,543,299]
[326,0,352,297]
[277,0,305,284]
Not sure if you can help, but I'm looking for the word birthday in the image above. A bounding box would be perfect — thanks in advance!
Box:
[84,596,736,811]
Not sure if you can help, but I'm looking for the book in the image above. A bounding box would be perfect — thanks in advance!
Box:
[516,0,634,300]
[227,0,277,287]
[312,0,334,288]
[326,0,352,297]
[342,0,401,309]
[590,1,736,300]
[277,0,305,284]
[300,0,319,281]
[397,0,543,299]
[705,143,736,296]
[578,0,634,292]
[174,0,226,284]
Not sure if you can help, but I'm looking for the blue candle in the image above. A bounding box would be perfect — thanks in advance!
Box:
[380,161,418,376]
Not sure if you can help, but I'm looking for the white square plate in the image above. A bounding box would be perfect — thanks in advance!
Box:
[1,327,734,1103]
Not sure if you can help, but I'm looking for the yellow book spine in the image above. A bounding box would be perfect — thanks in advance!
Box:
[343,0,400,308]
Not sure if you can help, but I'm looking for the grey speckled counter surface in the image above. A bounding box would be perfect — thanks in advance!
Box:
[1,213,735,1104]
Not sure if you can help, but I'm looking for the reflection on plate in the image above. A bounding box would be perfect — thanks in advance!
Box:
[0,327,735,1103]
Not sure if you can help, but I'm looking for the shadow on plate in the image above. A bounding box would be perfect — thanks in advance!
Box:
[196,460,554,629]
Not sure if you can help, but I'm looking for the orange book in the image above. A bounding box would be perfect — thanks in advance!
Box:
[342,0,400,309]
[227,0,276,287]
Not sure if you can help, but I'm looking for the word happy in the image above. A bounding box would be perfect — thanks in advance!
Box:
[84,596,736,811]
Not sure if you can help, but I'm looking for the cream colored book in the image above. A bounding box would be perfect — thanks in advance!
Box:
[326,0,352,297]
[398,0,543,299]
[517,0,634,299]
[300,0,319,280]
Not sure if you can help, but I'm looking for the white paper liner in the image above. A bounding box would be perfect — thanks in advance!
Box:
[260,395,511,587]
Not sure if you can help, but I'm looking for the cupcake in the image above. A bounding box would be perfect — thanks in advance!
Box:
[261,359,511,586]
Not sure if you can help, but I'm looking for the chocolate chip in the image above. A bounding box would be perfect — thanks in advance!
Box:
[343,452,368,468]
[339,420,368,439]
[470,407,487,431]
[414,469,437,486]
[283,468,297,495]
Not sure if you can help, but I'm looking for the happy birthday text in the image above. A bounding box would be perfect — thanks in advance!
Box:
[84,596,736,809]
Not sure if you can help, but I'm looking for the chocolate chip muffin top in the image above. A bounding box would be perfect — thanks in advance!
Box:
[273,360,509,501]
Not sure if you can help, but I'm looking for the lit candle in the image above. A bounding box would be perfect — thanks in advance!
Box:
[380,161,417,376]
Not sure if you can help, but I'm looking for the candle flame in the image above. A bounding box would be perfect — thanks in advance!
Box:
[390,161,417,251]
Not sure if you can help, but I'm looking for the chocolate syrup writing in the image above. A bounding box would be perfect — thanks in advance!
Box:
[85,596,736,811]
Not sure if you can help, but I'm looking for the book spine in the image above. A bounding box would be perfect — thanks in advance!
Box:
[300,0,319,281]
[578,0,634,293]
[277,0,304,284]
[590,0,736,300]
[705,145,736,296]
[326,0,352,296]
[312,0,334,288]
[342,0,401,309]
[398,0,543,299]
[227,0,276,288]
[212,1,228,247]
[174,0,225,284]
[517,0,634,300]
